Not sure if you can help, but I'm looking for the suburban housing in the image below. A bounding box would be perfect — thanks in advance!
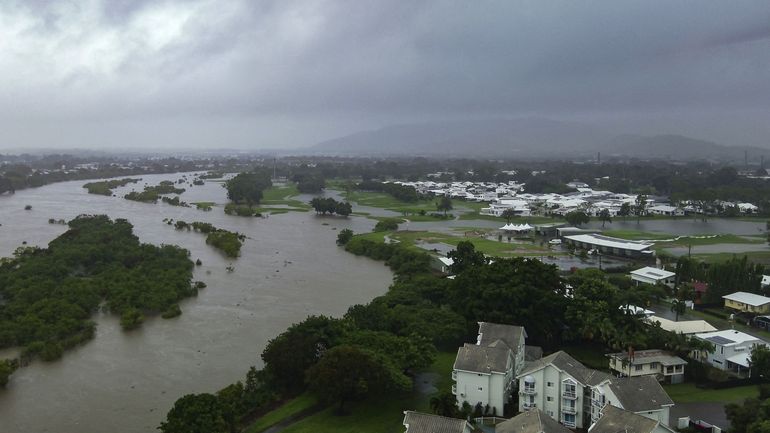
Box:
[590,375,675,426]
[562,234,655,258]
[629,267,676,288]
[607,349,687,384]
[722,291,770,314]
[693,329,768,375]
[589,404,675,433]
[453,322,527,415]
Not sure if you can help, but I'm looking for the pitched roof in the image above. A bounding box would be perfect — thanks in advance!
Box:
[589,405,671,433]
[723,291,770,307]
[606,376,674,412]
[454,343,510,374]
[608,349,687,366]
[519,351,610,386]
[496,409,573,433]
[403,411,470,433]
[478,322,525,352]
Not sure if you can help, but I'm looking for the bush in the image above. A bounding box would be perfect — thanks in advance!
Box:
[121,308,145,330]
[374,218,400,232]
[336,229,354,246]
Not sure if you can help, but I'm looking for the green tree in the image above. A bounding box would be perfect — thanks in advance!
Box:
[447,241,487,274]
[374,218,400,232]
[436,196,453,217]
[0,359,15,387]
[159,393,229,433]
[261,316,345,395]
[670,299,687,322]
[618,202,631,221]
[306,345,410,414]
[750,345,770,379]
[225,172,272,206]
[635,194,648,224]
[336,229,354,245]
[430,391,459,417]
[501,208,517,223]
[565,211,590,227]
[598,208,612,228]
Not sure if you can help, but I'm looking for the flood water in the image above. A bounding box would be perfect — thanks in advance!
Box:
[0,174,394,433]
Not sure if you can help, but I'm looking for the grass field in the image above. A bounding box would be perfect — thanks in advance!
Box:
[366,230,555,257]
[251,350,457,433]
[688,251,770,265]
[663,383,759,403]
[243,393,319,433]
[259,184,311,212]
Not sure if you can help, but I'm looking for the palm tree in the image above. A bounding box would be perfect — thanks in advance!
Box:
[599,208,612,228]
[670,299,687,322]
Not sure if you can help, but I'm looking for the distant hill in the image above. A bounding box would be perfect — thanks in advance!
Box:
[310,118,770,161]
[311,118,612,158]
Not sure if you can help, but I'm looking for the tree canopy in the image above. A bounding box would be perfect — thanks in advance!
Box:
[225,172,272,206]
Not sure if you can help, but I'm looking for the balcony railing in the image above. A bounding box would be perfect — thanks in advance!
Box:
[591,399,606,408]
[562,420,576,429]
[523,402,537,410]
[562,389,577,399]
[521,387,537,395]
[562,406,577,415]
[452,384,457,395]
[452,371,457,381]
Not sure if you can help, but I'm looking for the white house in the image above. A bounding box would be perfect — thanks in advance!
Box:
[589,376,675,426]
[607,349,687,384]
[646,316,717,335]
[693,329,768,375]
[647,205,684,217]
[629,267,676,288]
[452,322,526,415]
[589,405,675,433]
[517,351,610,429]
[402,411,472,433]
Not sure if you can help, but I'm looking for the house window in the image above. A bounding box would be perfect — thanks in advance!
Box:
[547,382,553,387]
[547,397,553,402]
[562,380,577,399]
[548,411,554,417]
[635,365,643,371]
[478,387,483,391]
[650,362,659,369]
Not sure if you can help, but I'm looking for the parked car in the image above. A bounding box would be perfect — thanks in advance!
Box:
[548,239,562,245]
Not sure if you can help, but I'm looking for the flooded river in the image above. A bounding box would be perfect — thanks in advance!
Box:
[0,174,393,433]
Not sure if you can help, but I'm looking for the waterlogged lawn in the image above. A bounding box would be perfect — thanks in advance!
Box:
[602,229,673,240]
[244,393,319,433]
[663,383,758,403]
[365,230,555,257]
[259,184,311,212]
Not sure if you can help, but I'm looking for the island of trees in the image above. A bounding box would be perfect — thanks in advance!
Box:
[223,171,272,216]
[83,178,141,195]
[125,181,186,203]
[309,197,352,216]
[171,220,245,258]
[0,215,197,385]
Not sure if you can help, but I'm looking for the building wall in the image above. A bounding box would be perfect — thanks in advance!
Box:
[724,299,770,314]
[518,367,588,429]
[597,384,671,426]
[455,370,506,415]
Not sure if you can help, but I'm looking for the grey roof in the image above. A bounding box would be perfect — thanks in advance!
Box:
[590,405,668,433]
[519,351,610,386]
[496,409,573,433]
[478,322,526,352]
[525,345,544,362]
[454,343,511,374]
[607,376,675,412]
[609,349,687,367]
[403,411,470,433]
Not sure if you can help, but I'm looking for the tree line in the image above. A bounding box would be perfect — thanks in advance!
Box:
[309,197,352,216]
[171,220,246,258]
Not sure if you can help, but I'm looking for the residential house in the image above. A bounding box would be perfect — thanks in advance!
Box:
[646,316,717,335]
[723,292,770,314]
[496,408,573,433]
[629,267,676,288]
[453,323,527,415]
[693,329,768,375]
[562,234,655,259]
[402,411,472,433]
[589,405,675,433]
[647,205,684,217]
[517,351,610,429]
[607,349,687,384]
[590,376,675,426]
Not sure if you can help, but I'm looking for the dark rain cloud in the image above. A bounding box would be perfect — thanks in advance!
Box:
[0,0,768,149]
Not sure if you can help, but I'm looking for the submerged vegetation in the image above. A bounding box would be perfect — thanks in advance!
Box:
[0,215,196,379]
[83,178,141,195]
[125,181,186,203]
[171,220,246,258]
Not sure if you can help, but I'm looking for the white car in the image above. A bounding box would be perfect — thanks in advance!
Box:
[548,239,562,245]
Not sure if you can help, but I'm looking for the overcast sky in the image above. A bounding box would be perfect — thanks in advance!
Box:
[1,0,769,150]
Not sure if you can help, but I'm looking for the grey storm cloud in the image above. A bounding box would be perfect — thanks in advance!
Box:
[0,0,769,149]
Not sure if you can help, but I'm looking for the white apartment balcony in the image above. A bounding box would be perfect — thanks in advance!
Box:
[523,402,537,410]
[562,389,577,399]
[562,406,577,415]
[452,370,457,381]
[520,387,537,395]
[452,384,457,395]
